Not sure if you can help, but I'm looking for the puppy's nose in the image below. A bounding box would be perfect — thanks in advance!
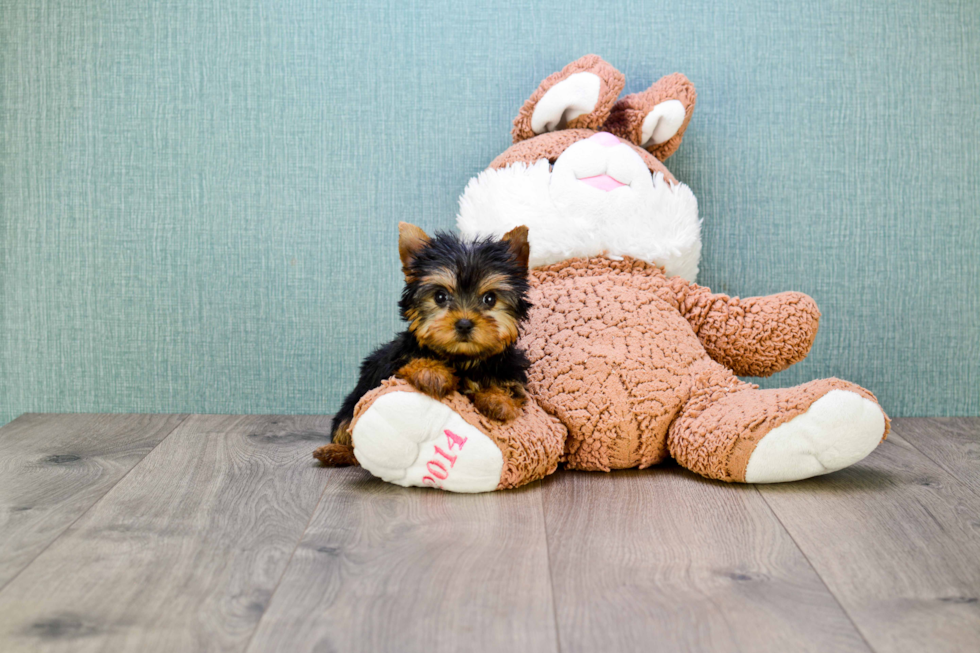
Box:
[455,318,474,336]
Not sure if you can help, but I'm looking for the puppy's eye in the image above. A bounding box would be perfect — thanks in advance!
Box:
[482,292,496,308]
[434,290,449,306]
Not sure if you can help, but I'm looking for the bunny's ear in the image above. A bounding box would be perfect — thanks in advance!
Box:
[604,73,696,160]
[511,55,625,144]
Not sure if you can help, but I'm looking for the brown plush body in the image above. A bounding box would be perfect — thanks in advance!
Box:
[526,257,888,478]
[351,257,888,488]
[333,56,889,491]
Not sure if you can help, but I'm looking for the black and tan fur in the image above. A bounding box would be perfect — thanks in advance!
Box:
[314,223,532,467]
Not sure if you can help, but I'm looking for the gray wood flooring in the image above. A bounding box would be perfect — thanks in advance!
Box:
[0,414,976,652]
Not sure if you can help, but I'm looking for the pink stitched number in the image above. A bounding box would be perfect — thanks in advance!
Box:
[444,429,467,451]
[427,460,449,480]
[433,445,457,467]
[421,431,468,488]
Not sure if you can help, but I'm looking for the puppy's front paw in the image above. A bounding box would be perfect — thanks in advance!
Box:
[397,358,457,399]
[470,385,525,422]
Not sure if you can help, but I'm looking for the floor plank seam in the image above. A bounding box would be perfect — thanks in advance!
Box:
[539,486,563,653]
[0,414,191,596]
[242,468,335,653]
[894,433,980,502]
[752,486,878,653]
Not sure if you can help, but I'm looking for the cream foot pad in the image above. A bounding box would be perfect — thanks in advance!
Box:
[351,391,504,493]
[745,389,886,483]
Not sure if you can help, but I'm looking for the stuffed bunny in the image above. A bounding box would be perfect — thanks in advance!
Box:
[341,55,889,492]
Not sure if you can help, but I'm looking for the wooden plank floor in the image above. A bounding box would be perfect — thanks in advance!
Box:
[0,415,977,653]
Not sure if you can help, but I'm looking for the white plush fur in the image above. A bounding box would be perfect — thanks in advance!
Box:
[744,390,886,483]
[457,136,702,281]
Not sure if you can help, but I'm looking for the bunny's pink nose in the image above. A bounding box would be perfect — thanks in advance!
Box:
[589,132,620,147]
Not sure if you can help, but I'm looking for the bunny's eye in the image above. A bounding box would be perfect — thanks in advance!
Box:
[482,292,496,308]
[434,290,450,306]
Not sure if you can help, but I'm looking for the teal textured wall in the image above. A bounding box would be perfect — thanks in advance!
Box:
[2,0,978,426]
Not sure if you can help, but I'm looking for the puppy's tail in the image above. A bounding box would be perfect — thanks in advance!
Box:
[313,443,359,467]
[315,418,359,467]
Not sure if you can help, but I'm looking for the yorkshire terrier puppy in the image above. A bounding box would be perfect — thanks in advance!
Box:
[314,222,532,467]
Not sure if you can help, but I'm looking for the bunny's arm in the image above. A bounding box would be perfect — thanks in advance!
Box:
[665,277,821,377]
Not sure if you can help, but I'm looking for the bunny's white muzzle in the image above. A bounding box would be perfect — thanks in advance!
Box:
[457,134,702,282]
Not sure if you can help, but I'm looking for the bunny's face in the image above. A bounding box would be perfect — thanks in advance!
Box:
[457,56,702,282]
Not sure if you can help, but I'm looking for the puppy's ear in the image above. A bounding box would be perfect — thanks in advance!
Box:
[512,55,625,144]
[604,73,696,160]
[501,225,530,270]
[398,222,430,274]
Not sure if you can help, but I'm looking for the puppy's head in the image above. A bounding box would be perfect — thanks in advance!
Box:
[398,222,530,358]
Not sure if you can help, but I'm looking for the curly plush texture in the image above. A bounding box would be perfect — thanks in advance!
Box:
[511,55,625,143]
[349,256,889,486]
[605,73,698,160]
[668,374,888,481]
[667,277,822,377]
[520,256,887,480]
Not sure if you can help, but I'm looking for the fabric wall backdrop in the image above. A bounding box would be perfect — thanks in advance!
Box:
[2,0,978,426]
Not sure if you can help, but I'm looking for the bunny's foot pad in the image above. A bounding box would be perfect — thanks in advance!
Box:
[352,391,504,493]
